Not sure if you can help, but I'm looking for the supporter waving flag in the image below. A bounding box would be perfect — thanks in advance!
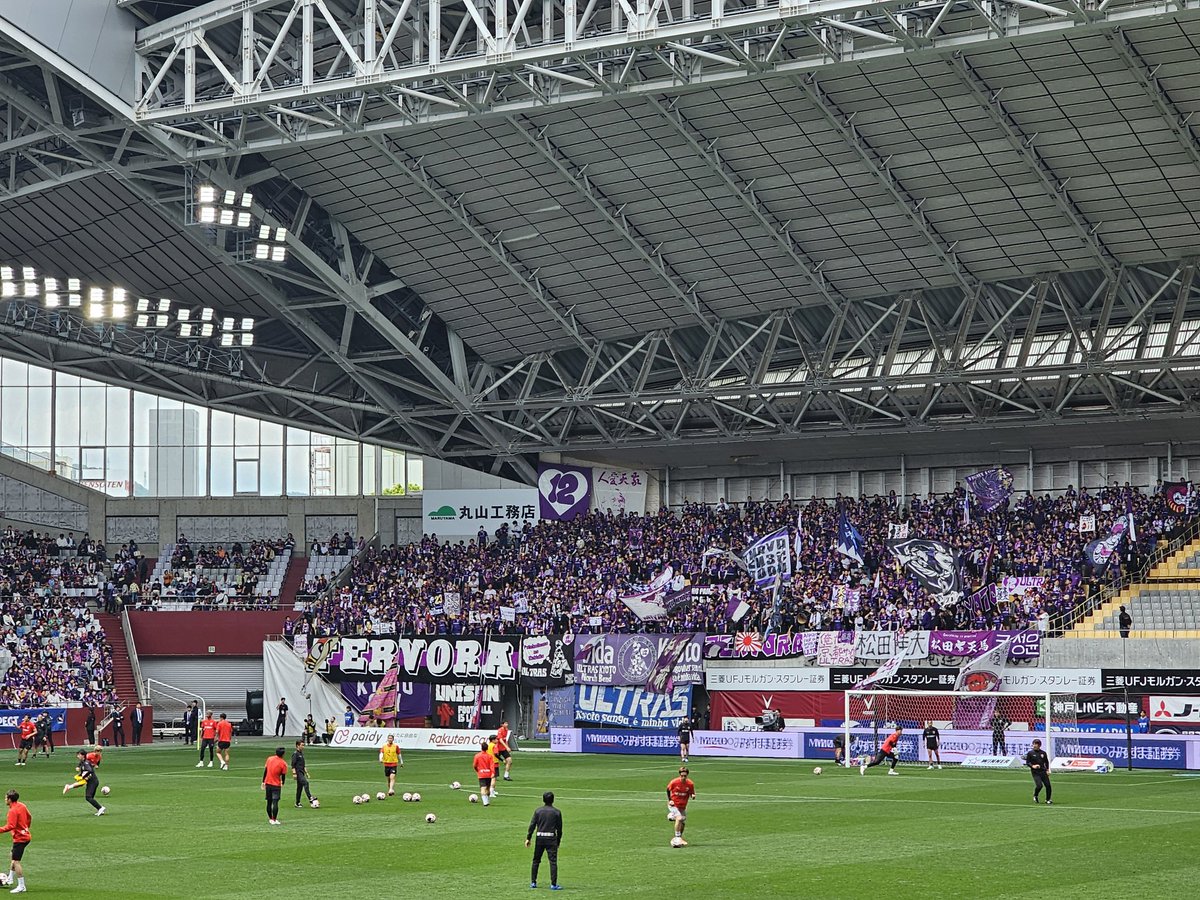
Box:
[964,467,1014,513]
[835,510,864,565]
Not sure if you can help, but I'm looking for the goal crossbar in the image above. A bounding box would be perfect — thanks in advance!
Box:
[844,689,1066,763]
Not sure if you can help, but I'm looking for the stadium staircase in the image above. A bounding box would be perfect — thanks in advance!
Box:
[96,612,141,704]
[278,555,309,609]
[1067,535,1200,639]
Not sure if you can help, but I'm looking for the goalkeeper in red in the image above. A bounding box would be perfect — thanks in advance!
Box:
[860,726,903,776]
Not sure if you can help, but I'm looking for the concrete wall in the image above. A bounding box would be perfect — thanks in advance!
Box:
[1042,638,1200,670]
[0,452,105,539]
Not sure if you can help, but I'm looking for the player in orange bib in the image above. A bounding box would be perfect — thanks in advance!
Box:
[379,736,402,796]
[496,721,513,782]
[861,727,903,776]
[472,741,497,807]
[666,766,696,846]
[215,714,234,770]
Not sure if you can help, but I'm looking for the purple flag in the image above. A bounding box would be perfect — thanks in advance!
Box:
[537,463,592,520]
[964,467,1014,513]
[644,633,697,694]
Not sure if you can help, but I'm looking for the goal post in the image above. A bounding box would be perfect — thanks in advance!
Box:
[843,690,1078,766]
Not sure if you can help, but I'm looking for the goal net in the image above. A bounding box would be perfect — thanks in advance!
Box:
[843,690,1079,766]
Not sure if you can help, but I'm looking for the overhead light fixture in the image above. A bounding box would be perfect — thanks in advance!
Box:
[220,315,255,347]
[178,306,216,338]
[135,297,172,328]
[196,183,253,228]
[254,225,288,262]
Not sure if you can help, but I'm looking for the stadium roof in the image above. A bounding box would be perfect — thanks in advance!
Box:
[0,0,1198,481]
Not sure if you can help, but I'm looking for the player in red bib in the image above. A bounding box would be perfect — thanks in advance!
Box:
[496,721,513,781]
[472,741,497,807]
[861,726,903,776]
[196,713,217,768]
[0,790,31,893]
[15,719,35,767]
[215,714,235,770]
[261,747,288,825]
[666,766,696,846]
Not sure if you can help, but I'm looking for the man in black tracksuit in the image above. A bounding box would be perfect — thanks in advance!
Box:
[1024,739,1052,805]
[526,791,563,890]
[291,741,315,808]
[63,750,105,815]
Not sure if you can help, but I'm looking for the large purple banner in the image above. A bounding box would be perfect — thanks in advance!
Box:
[537,463,592,521]
[322,635,521,683]
[704,631,819,660]
[571,633,704,686]
[928,630,1041,659]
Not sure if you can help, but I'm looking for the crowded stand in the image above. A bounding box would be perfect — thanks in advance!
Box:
[0,528,116,707]
[291,484,1192,639]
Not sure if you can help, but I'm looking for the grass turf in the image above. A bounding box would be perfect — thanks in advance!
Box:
[0,738,1196,898]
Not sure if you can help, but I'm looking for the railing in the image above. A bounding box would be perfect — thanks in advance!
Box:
[120,607,146,705]
[1052,516,1200,635]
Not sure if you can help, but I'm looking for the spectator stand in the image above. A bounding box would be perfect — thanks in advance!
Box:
[141,538,292,610]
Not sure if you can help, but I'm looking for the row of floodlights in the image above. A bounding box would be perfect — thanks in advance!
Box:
[1,268,255,346]
[194,185,288,263]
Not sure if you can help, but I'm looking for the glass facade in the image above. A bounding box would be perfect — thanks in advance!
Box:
[0,357,422,498]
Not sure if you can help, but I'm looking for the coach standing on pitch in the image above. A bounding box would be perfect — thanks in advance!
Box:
[1024,739,1053,804]
[525,791,563,890]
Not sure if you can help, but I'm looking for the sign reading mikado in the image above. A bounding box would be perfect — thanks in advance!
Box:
[422,489,540,537]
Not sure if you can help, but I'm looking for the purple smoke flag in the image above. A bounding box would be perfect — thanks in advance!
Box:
[964,467,1014,513]
[644,633,697,694]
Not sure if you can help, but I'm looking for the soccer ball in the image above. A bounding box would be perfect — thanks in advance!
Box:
[451,781,461,790]
[0,873,8,886]
[411,792,421,802]
[101,785,111,795]
[425,813,437,824]
[813,767,822,775]
[376,792,386,800]
[310,799,320,809]
[353,796,362,805]
[402,792,413,802]
[670,837,684,848]
[468,794,479,803]
[360,793,369,804]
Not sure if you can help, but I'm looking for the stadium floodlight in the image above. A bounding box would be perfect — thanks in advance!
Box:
[254,225,288,262]
[0,266,13,297]
[196,183,253,229]
[22,267,37,297]
[135,297,172,328]
[220,315,255,347]
[43,278,60,308]
[178,306,216,338]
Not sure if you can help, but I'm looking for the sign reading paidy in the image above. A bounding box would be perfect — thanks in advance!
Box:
[323,635,520,683]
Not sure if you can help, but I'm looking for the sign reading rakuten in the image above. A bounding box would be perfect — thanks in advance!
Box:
[329,726,493,751]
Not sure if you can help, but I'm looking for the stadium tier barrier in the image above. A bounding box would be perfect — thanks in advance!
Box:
[548,727,1200,769]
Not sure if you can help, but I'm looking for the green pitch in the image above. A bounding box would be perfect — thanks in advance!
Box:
[4,738,1199,898]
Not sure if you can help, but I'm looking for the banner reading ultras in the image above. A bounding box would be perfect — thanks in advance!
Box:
[329,726,495,751]
[571,633,703,686]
